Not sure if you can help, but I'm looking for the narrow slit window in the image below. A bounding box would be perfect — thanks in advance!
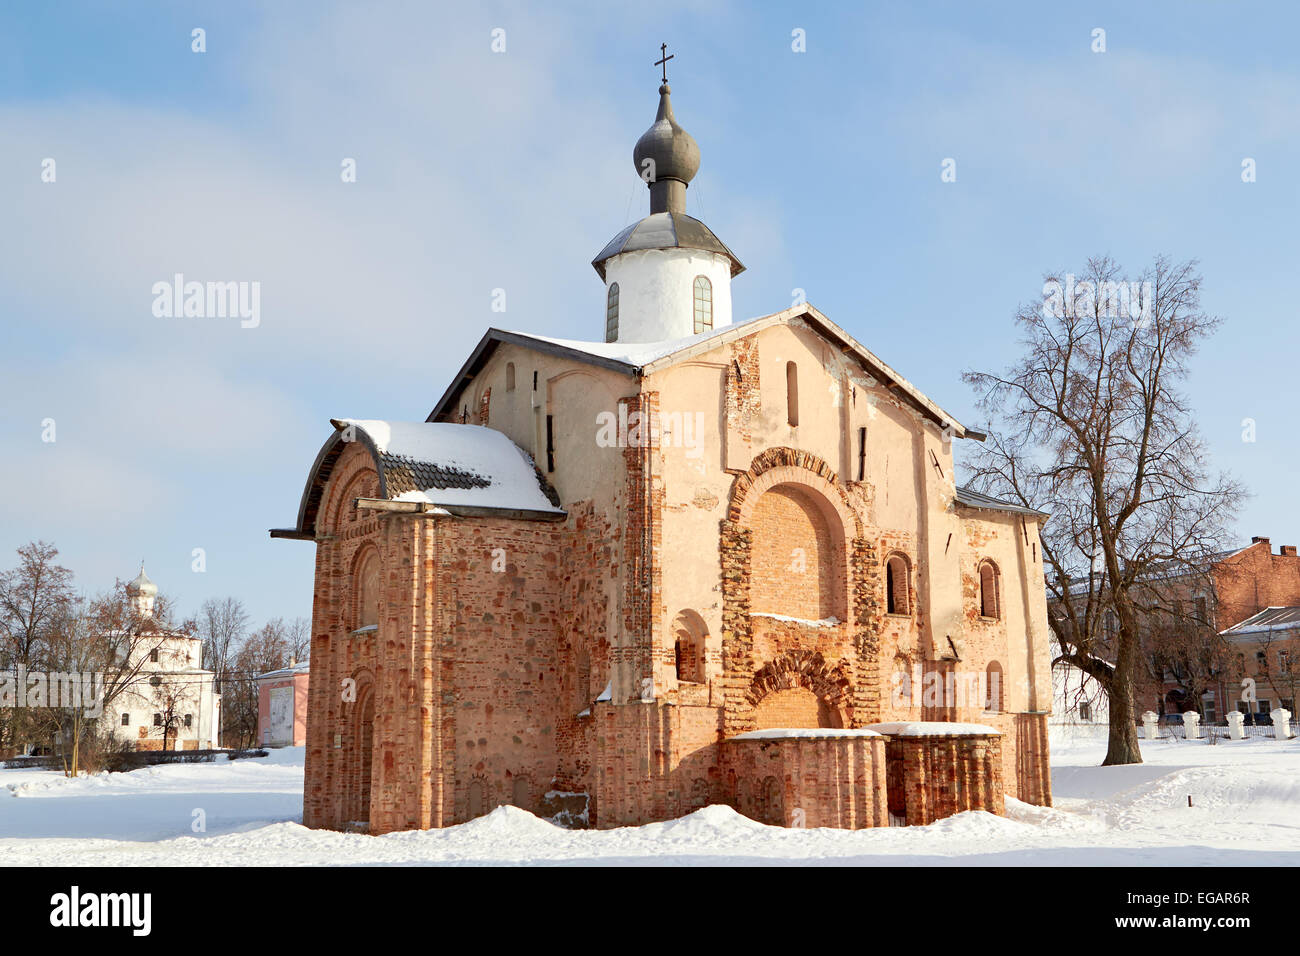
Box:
[546,414,555,472]
[786,361,799,427]
[506,362,515,392]
[857,426,867,481]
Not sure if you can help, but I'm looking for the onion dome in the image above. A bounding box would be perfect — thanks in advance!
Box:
[126,563,157,597]
[633,83,701,211]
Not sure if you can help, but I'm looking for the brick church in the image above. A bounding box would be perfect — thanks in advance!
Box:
[273,64,1054,833]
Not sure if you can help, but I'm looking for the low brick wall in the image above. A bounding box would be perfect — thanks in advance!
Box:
[722,730,888,829]
[870,728,1004,826]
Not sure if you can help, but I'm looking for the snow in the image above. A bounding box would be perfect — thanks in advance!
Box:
[508,318,758,368]
[863,722,1003,737]
[4,732,1300,865]
[730,728,883,740]
[334,419,562,514]
[751,612,842,628]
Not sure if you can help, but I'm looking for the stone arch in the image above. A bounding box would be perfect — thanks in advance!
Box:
[979,559,1001,619]
[728,447,862,538]
[670,609,708,684]
[884,551,912,616]
[345,674,376,826]
[326,457,380,534]
[349,545,382,630]
[748,483,847,621]
[509,773,534,812]
[745,649,853,729]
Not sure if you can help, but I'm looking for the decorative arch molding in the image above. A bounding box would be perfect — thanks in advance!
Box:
[728,447,862,539]
[745,649,854,710]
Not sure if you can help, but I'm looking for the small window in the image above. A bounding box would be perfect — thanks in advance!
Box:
[1079,701,1092,722]
[979,561,1000,619]
[121,712,130,726]
[153,713,162,727]
[149,648,159,663]
[985,661,1004,712]
[857,426,866,481]
[506,362,515,392]
[606,283,620,342]
[184,714,193,728]
[785,361,799,427]
[692,276,712,333]
[545,414,555,472]
[885,554,910,615]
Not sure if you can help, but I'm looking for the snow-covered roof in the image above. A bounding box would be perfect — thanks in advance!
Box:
[728,728,884,741]
[276,419,564,538]
[862,722,1003,737]
[427,304,980,440]
[1221,606,1300,637]
[257,661,310,680]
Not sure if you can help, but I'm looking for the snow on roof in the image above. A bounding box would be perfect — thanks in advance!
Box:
[257,661,311,680]
[728,728,884,741]
[505,319,747,368]
[862,722,1003,737]
[1221,606,1300,636]
[335,419,563,515]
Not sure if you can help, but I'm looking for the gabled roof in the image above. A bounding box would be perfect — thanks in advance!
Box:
[428,304,982,440]
[1221,606,1300,637]
[270,419,564,540]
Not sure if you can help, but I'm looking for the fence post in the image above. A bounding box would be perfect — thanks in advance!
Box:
[1183,711,1201,740]
[1271,708,1291,740]
[1141,711,1160,740]
[1226,710,1246,740]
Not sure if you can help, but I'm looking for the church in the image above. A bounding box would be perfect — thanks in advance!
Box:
[272,61,1054,833]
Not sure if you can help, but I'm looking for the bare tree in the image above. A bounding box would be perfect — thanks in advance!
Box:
[197,597,249,697]
[963,256,1244,765]
[0,542,75,755]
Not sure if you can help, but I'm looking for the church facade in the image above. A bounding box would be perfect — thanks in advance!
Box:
[274,73,1053,833]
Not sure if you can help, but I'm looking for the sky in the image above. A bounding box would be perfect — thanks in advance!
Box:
[2,1,1297,627]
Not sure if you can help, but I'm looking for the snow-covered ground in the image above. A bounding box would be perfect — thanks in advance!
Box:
[2,731,1298,865]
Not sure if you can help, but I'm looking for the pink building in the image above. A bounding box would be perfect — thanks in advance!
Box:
[256,661,310,748]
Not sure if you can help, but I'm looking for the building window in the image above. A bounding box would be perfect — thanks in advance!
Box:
[149,648,159,663]
[885,554,910,615]
[692,276,712,333]
[979,560,1001,619]
[153,713,162,727]
[184,714,192,728]
[671,609,708,684]
[1079,701,1092,722]
[606,283,620,342]
[121,712,130,726]
[1281,650,1291,676]
[506,362,515,392]
[786,361,799,427]
[545,414,555,472]
[985,661,1004,712]
[857,426,866,481]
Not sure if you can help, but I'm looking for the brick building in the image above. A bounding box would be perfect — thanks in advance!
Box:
[273,72,1054,832]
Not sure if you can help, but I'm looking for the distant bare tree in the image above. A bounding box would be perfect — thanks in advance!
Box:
[197,597,249,696]
[964,256,1244,765]
[0,542,75,755]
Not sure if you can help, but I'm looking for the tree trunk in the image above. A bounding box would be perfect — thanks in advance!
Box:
[1104,632,1143,765]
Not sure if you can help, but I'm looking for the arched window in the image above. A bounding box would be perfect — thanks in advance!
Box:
[693,275,712,333]
[505,361,515,392]
[786,361,799,427]
[355,550,380,629]
[885,553,910,615]
[985,661,1004,712]
[979,560,1000,619]
[605,283,620,342]
[671,609,708,683]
